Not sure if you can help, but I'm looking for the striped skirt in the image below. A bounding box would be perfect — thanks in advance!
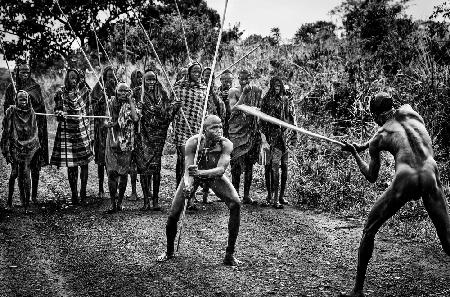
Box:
[50,118,94,167]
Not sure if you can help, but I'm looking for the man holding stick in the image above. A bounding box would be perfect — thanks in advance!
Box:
[340,92,450,297]
[228,69,264,205]
[157,115,241,266]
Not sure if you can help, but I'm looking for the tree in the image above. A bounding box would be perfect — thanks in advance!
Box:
[294,21,336,44]
[0,0,220,72]
[242,34,264,46]
[331,0,416,65]
[269,27,281,46]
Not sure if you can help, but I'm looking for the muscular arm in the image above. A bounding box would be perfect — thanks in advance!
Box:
[351,138,382,183]
[196,140,233,179]
[184,136,198,188]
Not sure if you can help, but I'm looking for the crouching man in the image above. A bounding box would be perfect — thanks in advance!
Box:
[157,115,242,266]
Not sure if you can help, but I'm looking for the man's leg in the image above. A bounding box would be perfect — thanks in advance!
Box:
[157,181,187,261]
[18,162,31,211]
[117,174,128,211]
[30,165,40,204]
[129,173,138,201]
[79,164,89,204]
[230,159,242,194]
[243,160,255,203]
[176,146,185,186]
[7,164,18,208]
[340,180,408,297]
[106,170,119,213]
[271,149,283,209]
[210,177,241,265]
[67,166,79,205]
[279,151,289,205]
[264,164,272,206]
[421,171,450,255]
[140,174,151,210]
[98,165,105,199]
[152,172,162,210]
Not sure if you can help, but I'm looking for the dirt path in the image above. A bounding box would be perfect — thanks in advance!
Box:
[1,151,450,296]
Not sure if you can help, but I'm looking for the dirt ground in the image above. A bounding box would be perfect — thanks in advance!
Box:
[1,138,450,296]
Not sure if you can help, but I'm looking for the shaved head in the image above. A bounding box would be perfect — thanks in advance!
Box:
[370,92,393,115]
[204,115,222,128]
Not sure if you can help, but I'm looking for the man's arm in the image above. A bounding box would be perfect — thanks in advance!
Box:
[183,136,198,188]
[345,138,381,183]
[230,86,251,111]
[195,139,233,179]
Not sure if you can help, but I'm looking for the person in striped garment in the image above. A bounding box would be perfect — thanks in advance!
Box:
[50,69,94,205]
[172,62,207,210]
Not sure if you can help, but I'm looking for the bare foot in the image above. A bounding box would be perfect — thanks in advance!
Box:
[156,252,174,262]
[279,198,289,205]
[223,253,242,266]
[128,193,138,201]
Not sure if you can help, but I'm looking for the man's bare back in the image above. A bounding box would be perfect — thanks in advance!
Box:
[341,94,450,297]
[373,105,438,201]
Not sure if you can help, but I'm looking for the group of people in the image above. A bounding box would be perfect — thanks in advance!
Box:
[1,62,297,214]
[2,61,450,297]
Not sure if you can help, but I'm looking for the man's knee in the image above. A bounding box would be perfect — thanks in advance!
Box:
[228,199,241,212]
[10,166,19,179]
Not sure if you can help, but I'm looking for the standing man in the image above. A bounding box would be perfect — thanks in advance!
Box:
[340,92,450,297]
[260,77,297,209]
[172,62,207,187]
[104,82,140,213]
[218,69,233,138]
[51,69,94,205]
[134,69,181,211]
[3,63,49,205]
[157,115,241,266]
[128,69,144,201]
[228,69,264,205]
[1,90,41,212]
[91,66,117,199]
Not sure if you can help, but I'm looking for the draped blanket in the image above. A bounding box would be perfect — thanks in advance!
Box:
[50,86,94,167]
[1,106,40,163]
[133,86,176,174]
[4,80,49,166]
[228,86,262,162]
[105,97,139,175]
[172,81,207,147]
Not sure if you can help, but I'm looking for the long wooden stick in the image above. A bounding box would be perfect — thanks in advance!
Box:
[0,38,17,94]
[130,5,193,135]
[174,0,192,63]
[215,44,261,79]
[35,113,111,119]
[54,0,115,142]
[236,104,345,146]
[176,0,229,253]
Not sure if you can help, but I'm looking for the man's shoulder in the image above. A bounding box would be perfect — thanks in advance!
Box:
[228,87,240,95]
[220,137,233,151]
